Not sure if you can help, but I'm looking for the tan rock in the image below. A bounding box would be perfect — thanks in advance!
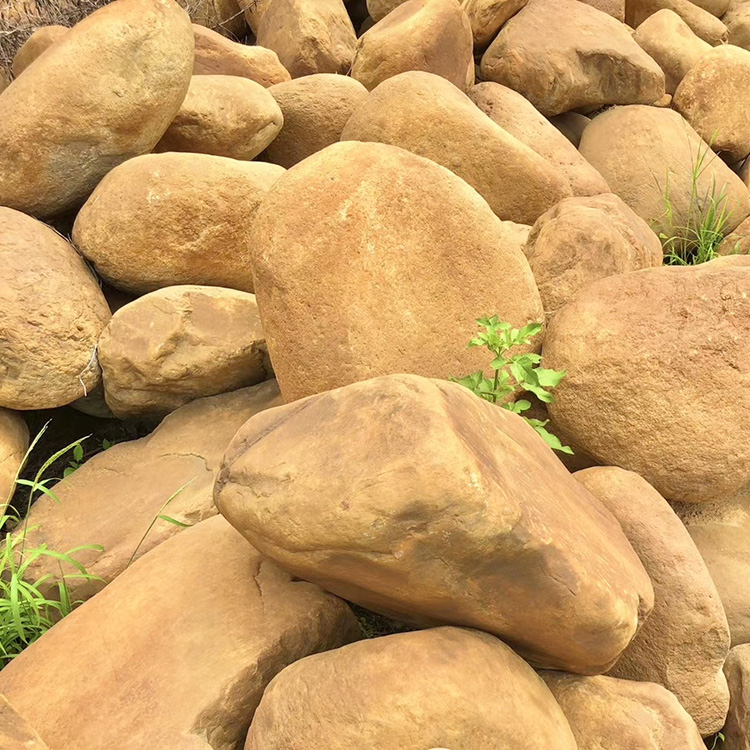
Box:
[576,467,730,735]
[480,0,665,116]
[250,141,545,400]
[217,374,654,674]
[184,0,246,38]
[718,214,750,255]
[351,0,473,91]
[0,69,10,94]
[544,263,750,504]
[725,2,750,50]
[723,645,750,750]
[0,207,110,410]
[0,515,359,750]
[525,193,663,320]
[10,24,68,77]
[0,409,28,515]
[550,111,591,146]
[366,0,409,20]
[579,0,625,19]
[579,105,750,238]
[72,152,284,294]
[265,74,368,168]
[245,628,579,749]
[192,24,290,85]
[0,0,194,218]
[541,673,705,749]
[693,0,731,13]
[633,10,711,94]
[341,72,571,224]
[461,0,528,48]
[155,75,283,159]
[0,697,49,750]
[470,81,609,197]
[626,0,728,45]
[237,0,271,31]
[256,0,357,78]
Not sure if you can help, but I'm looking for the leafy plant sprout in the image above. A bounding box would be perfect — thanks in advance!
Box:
[451,316,572,454]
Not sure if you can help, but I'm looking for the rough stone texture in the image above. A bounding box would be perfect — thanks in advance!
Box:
[718,214,750,255]
[256,0,357,78]
[155,75,283,160]
[192,24,290,85]
[73,152,284,295]
[265,74,368,168]
[576,467,730,735]
[342,72,571,224]
[579,105,750,238]
[542,673,705,749]
[0,515,360,750]
[480,0,665,116]
[245,628,578,749]
[22,381,281,603]
[725,2,750,50]
[237,0,271,31]
[470,81,609,197]
[580,0,625,19]
[544,263,750,504]
[250,141,545,401]
[0,207,110,410]
[0,0,194,218]
[351,0,473,91]
[99,286,269,419]
[525,194,662,320]
[674,45,750,161]
[0,69,9,94]
[366,0,410,20]
[0,409,28,515]
[550,111,591,146]
[461,0,528,47]
[10,24,69,77]
[723,645,750,750]
[626,0,728,44]
[692,0,730,14]
[217,374,654,674]
[186,0,246,38]
[0,697,49,750]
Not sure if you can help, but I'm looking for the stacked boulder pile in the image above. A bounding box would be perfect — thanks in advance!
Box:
[1,0,750,747]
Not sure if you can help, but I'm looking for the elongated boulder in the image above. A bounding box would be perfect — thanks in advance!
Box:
[73,153,284,294]
[544,263,750,504]
[576,467,730,735]
[480,0,665,116]
[216,374,654,673]
[0,0,194,218]
[723,645,750,750]
[341,72,571,224]
[0,409,28,515]
[11,24,69,77]
[461,0,528,47]
[0,515,360,750]
[246,628,578,749]
[249,141,544,401]
[626,0,728,45]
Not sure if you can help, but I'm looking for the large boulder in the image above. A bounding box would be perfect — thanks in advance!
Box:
[469,82,609,197]
[154,75,283,160]
[461,0,528,47]
[245,628,578,749]
[22,381,281,603]
[0,409,28,514]
[72,153,284,294]
[579,105,750,238]
[0,697,49,750]
[626,0,728,45]
[576,467,730,735]
[341,72,571,224]
[723,645,750,750]
[351,0,473,91]
[265,74,368,168]
[256,0,357,78]
[544,263,750,504]
[480,0,665,116]
[99,286,270,419]
[0,515,360,750]
[0,207,110,410]
[541,673,705,749]
[10,24,68,77]
[216,374,654,674]
[524,193,663,320]
[249,141,545,401]
[0,0,194,218]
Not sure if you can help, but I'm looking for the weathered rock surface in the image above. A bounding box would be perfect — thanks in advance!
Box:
[155,75,283,160]
[480,0,665,116]
[0,0,194,218]
[237,0,271,31]
[579,105,750,238]
[249,141,545,400]
[525,193,663,320]
[11,24,69,77]
[461,0,528,47]
[723,645,750,750]
[0,207,110,410]
[351,0,473,91]
[192,24,290,85]
[725,2,750,50]
[265,74,368,168]
[22,381,281,603]
[217,374,654,674]
[73,152,284,294]
[580,0,625,19]
[576,467,730,735]
[718,214,750,255]
[542,673,705,749]
[626,0,728,45]
[186,0,246,38]
[0,515,360,750]
[0,697,50,750]
[544,263,750,504]
[0,409,28,514]
[366,0,409,20]
[246,628,578,749]
[0,70,9,94]
[341,72,571,224]
[256,0,357,78]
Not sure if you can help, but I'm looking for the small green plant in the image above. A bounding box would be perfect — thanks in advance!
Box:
[62,437,116,478]
[709,732,725,749]
[451,316,572,454]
